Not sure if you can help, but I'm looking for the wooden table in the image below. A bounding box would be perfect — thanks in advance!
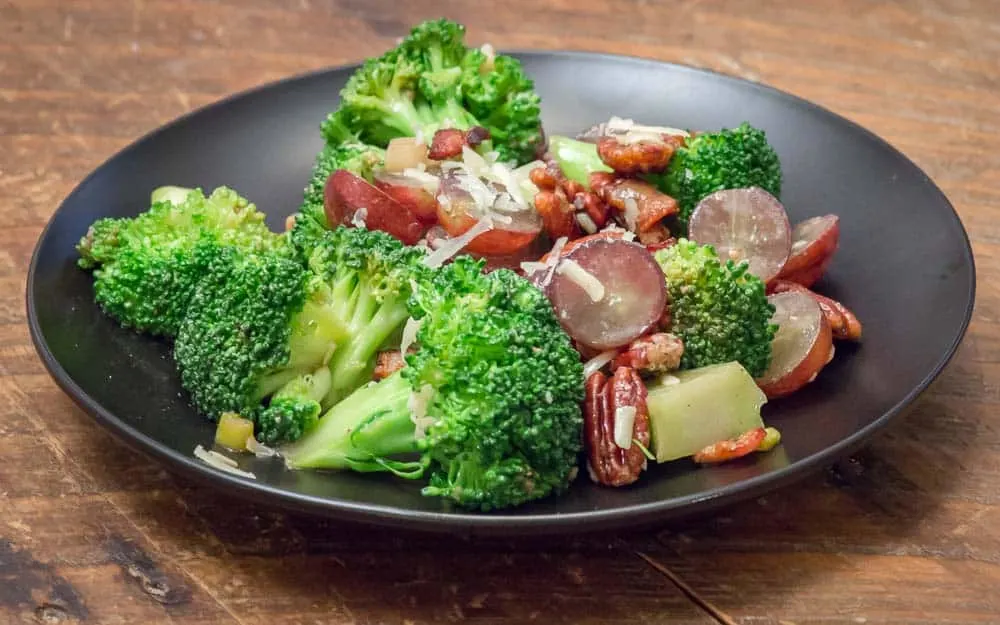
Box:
[2,1,997,623]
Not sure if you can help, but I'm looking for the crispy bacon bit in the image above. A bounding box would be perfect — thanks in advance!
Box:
[596,136,675,175]
[464,125,491,147]
[372,350,407,381]
[428,128,467,160]
[612,333,684,373]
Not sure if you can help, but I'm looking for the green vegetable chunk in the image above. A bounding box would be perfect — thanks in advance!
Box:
[655,239,777,377]
[547,135,613,187]
[646,362,767,463]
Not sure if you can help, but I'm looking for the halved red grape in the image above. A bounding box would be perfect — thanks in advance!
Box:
[436,171,541,255]
[778,214,840,285]
[688,187,792,283]
[324,170,425,245]
[373,171,440,224]
[546,237,667,350]
[756,291,834,399]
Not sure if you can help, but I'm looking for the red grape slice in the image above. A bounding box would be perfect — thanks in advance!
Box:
[778,214,840,281]
[546,237,667,350]
[373,172,441,224]
[756,291,834,399]
[436,172,541,255]
[688,187,792,283]
[324,170,425,245]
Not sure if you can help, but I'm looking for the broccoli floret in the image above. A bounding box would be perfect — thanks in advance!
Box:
[652,122,782,232]
[654,239,776,377]
[282,257,585,511]
[256,368,332,445]
[76,186,279,338]
[308,226,427,406]
[173,244,348,430]
[321,19,543,165]
[173,226,425,443]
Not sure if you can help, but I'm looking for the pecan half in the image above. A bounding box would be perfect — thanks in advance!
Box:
[768,280,862,341]
[612,333,684,374]
[588,171,618,197]
[596,136,674,175]
[582,192,609,229]
[637,223,672,246]
[534,189,579,239]
[428,128,467,160]
[530,165,559,191]
[584,367,651,487]
[602,179,679,233]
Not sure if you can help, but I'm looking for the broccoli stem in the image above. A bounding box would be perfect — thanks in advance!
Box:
[282,370,424,476]
[324,291,411,407]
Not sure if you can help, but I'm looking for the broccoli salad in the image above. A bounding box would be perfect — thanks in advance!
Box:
[76,19,860,511]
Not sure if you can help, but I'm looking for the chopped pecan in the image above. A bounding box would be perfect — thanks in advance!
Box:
[584,367,651,487]
[602,179,679,233]
[596,136,674,175]
[534,190,579,239]
[372,350,407,381]
[588,171,617,196]
[428,128,466,160]
[530,165,559,191]
[561,178,585,200]
[612,333,684,373]
[464,125,490,148]
[644,237,677,254]
[768,280,862,341]
[693,427,767,464]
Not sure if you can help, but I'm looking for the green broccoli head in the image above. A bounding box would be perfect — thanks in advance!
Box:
[173,244,347,425]
[283,257,585,511]
[174,226,426,442]
[657,122,782,231]
[77,186,279,338]
[321,19,543,165]
[655,239,776,377]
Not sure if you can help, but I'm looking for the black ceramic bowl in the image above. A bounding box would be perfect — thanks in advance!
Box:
[26,52,975,535]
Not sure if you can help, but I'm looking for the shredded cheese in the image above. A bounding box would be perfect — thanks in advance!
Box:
[407,384,437,440]
[582,349,618,378]
[556,259,606,303]
[613,406,637,450]
[623,197,639,232]
[422,215,495,269]
[400,317,422,356]
[194,445,257,479]
[576,212,598,234]
[537,236,568,288]
[351,207,368,229]
[246,437,278,458]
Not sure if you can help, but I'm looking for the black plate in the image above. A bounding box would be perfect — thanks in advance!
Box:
[26,52,975,535]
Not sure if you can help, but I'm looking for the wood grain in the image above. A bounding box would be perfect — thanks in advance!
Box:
[1,0,998,623]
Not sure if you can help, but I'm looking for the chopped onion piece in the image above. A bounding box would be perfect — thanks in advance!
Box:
[582,349,618,377]
[194,445,256,479]
[407,384,436,440]
[385,137,429,172]
[462,145,489,176]
[556,259,606,303]
[422,215,495,268]
[613,406,637,449]
[400,317,422,356]
[246,437,278,458]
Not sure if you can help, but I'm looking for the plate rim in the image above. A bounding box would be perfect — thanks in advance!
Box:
[25,50,977,535]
